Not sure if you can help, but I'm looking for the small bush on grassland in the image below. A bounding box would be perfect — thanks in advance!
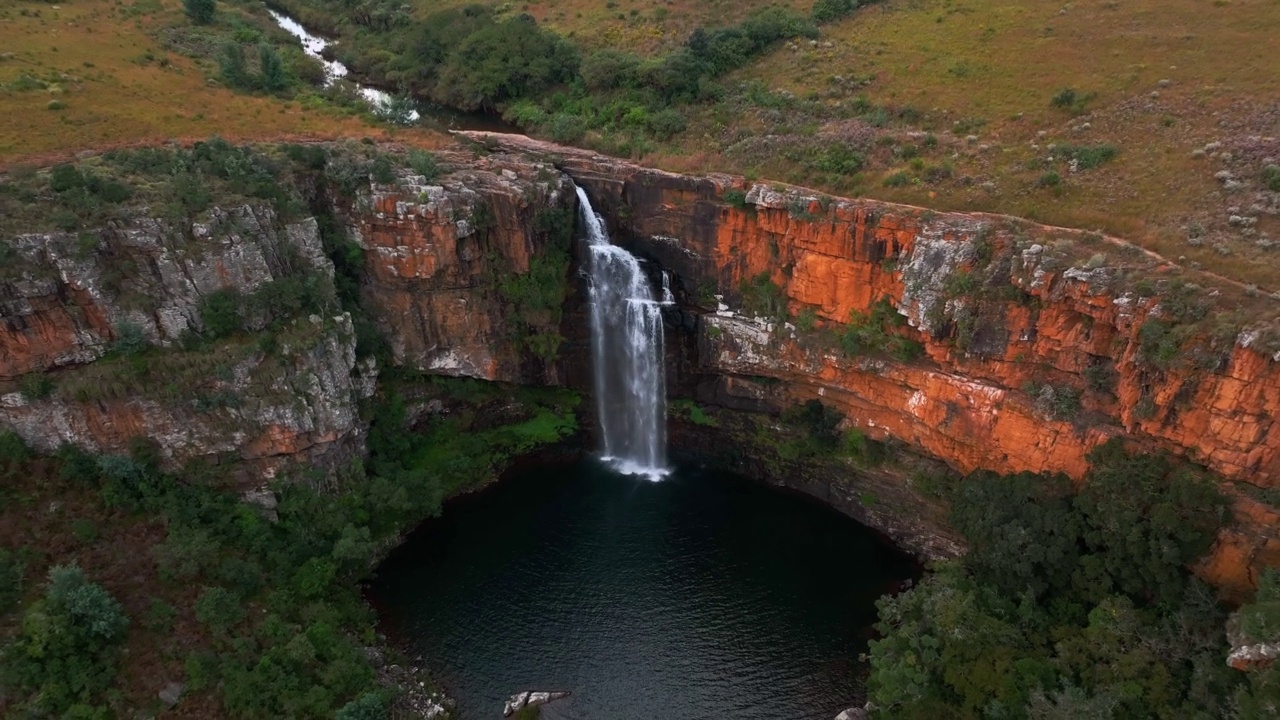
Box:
[407,149,441,180]
[812,0,859,23]
[883,171,910,187]
[1263,164,1280,192]
[183,0,215,25]
[1058,143,1118,169]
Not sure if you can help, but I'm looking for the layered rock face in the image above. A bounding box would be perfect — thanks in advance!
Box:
[0,149,576,480]
[0,202,368,479]
[466,132,1280,598]
[0,205,327,380]
[343,151,577,384]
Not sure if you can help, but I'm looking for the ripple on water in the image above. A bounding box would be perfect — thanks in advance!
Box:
[369,459,917,720]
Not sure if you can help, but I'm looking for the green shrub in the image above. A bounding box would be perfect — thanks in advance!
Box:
[740,271,786,319]
[183,0,215,25]
[546,112,588,144]
[723,188,749,208]
[812,0,858,23]
[218,41,250,90]
[108,321,150,356]
[18,371,55,400]
[815,144,864,175]
[648,108,686,140]
[0,431,31,478]
[1262,164,1280,192]
[1038,171,1061,187]
[882,171,911,187]
[0,547,24,614]
[194,585,244,633]
[1050,87,1078,108]
[198,288,244,338]
[581,49,642,91]
[1058,143,1118,169]
[2,565,129,714]
[336,691,389,720]
[257,43,289,92]
[56,444,101,486]
[407,149,441,180]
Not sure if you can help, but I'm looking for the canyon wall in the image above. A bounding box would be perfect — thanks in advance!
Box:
[5,137,1279,596]
[342,151,577,384]
[0,148,575,482]
[468,132,1280,598]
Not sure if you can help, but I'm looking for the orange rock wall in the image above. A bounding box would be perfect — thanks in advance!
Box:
[345,151,576,383]
[512,136,1280,599]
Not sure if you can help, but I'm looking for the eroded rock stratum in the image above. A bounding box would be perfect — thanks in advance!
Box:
[466,132,1280,599]
[4,137,1279,598]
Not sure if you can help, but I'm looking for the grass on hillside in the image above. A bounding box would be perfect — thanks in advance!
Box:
[0,0,445,167]
[405,0,816,55]
[649,0,1280,290]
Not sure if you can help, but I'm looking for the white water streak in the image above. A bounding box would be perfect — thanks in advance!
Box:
[267,8,420,121]
[578,186,670,481]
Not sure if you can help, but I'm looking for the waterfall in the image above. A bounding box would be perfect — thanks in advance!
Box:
[577,186,670,480]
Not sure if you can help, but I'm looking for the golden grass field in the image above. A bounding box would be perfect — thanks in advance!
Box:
[0,0,446,168]
[2,0,1278,289]
[656,0,1280,288]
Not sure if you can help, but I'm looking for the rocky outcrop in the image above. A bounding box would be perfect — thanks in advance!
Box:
[0,204,327,380]
[503,691,571,717]
[0,313,373,480]
[0,147,579,481]
[463,132,1280,598]
[342,151,577,384]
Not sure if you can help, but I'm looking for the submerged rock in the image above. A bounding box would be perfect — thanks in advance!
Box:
[502,690,571,716]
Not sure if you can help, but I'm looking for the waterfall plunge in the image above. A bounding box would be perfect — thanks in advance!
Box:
[577,186,670,480]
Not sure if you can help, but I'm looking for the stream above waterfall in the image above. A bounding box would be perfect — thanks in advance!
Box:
[368,459,918,720]
[266,7,517,131]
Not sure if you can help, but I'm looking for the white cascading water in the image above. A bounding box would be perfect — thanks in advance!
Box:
[577,186,670,480]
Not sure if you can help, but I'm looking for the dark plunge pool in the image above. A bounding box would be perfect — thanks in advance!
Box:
[367,459,918,720]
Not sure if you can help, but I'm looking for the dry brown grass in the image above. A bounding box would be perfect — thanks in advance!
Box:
[0,0,447,167]
[648,0,1280,289]
[411,0,813,54]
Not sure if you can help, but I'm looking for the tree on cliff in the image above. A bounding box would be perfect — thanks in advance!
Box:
[183,0,215,25]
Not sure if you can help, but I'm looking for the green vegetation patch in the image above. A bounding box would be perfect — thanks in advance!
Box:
[866,439,1240,719]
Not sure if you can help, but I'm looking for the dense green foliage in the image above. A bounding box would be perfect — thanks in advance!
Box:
[836,296,924,362]
[0,376,578,717]
[812,0,861,23]
[269,0,876,149]
[493,208,576,361]
[2,565,129,715]
[184,0,216,25]
[867,439,1237,719]
[1263,164,1280,193]
[411,9,580,112]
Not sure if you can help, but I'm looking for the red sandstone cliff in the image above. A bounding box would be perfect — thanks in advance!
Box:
[466,132,1280,599]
